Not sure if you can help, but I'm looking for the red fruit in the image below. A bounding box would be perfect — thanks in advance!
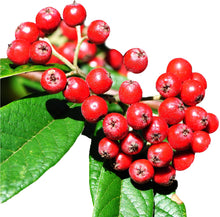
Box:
[113,152,132,171]
[129,159,154,184]
[123,48,148,74]
[147,142,173,167]
[191,131,211,153]
[98,137,119,159]
[103,113,128,140]
[58,42,76,63]
[166,58,192,83]
[153,166,176,186]
[126,102,153,130]
[15,22,39,43]
[81,95,108,123]
[192,72,207,89]
[78,39,97,62]
[36,7,61,33]
[119,80,142,104]
[30,40,52,64]
[86,67,112,94]
[180,79,205,106]
[159,97,185,125]
[156,73,182,98]
[143,116,168,144]
[118,63,129,76]
[63,77,90,103]
[168,123,193,151]
[173,151,195,171]
[184,106,208,131]
[120,132,144,155]
[41,68,67,94]
[106,49,123,70]
[7,39,30,65]
[88,57,105,68]
[63,2,86,27]
[87,20,110,45]
[205,113,219,134]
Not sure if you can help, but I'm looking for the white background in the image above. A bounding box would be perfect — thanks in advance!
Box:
[0,0,220,216]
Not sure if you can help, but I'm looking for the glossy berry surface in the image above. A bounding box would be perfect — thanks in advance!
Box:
[168,123,193,151]
[119,80,142,104]
[41,68,67,94]
[156,73,182,98]
[36,7,61,33]
[78,39,97,62]
[180,79,205,106]
[147,142,173,167]
[159,97,185,125]
[98,137,119,159]
[81,95,108,123]
[103,113,128,140]
[191,131,211,153]
[123,48,148,74]
[7,39,30,65]
[205,113,219,134]
[166,58,192,83]
[15,22,39,43]
[63,77,90,103]
[129,159,154,184]
[87,20,110,44]
[120,132,144,155]
[58,42,76,63]
[184,106,208,131]
[126,102,153,130]
[143,116,168,144]
[192,72,207,89]
[113,152,132,171]
[106,49,123,70]
[63,2,86,27]
[86,67,112,94]
[30,40,52,64]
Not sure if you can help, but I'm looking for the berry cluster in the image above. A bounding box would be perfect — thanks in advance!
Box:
[6,2,219,187]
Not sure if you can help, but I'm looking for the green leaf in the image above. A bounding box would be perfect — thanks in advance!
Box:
[0,92,84,203]
[89,133,154,217]
[0,58,70,79]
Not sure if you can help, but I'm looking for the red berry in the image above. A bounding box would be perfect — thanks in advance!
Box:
[88,57,105,68]
[63,2,86,27]
[143,116,168,144]
[156,73,182,98]
[117,63,129,76]
[147,142,173,167]
[106,49,123,70]
[63,77,90,103]
[15,22,39,43]
[153,166,176,186]
[41,68,67,94]
[87,20,110,45]
[192,72,207,89]
[126,102,153,130]
[168,123,193,151]
[36,7,61,34]
[191,131,211,153]
[7,39,30,65]
[81,95,108,123]
[119,80,142,104]
[78,39,97,62]
[205,113,219,134]
[123,48,148,74]
[166,58,192,83]
[113,152,132,171]
[103,113,128,140]
[58,42,76,63]
[120,132,144,155]
[30,40,52,64]
[184,106,208,131]
[173,150,195,171]
[180,79,205,106]
[98,137,119,159]
[159,97,185,125]
[86,67,112,94]
[129,159,154,184]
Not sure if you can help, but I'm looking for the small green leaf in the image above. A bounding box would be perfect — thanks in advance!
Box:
[0,58,70,79]
[0,92,84,202]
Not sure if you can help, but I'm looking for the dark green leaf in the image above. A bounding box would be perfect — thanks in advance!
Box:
[0,92,84,202]
[0,58,70,79]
